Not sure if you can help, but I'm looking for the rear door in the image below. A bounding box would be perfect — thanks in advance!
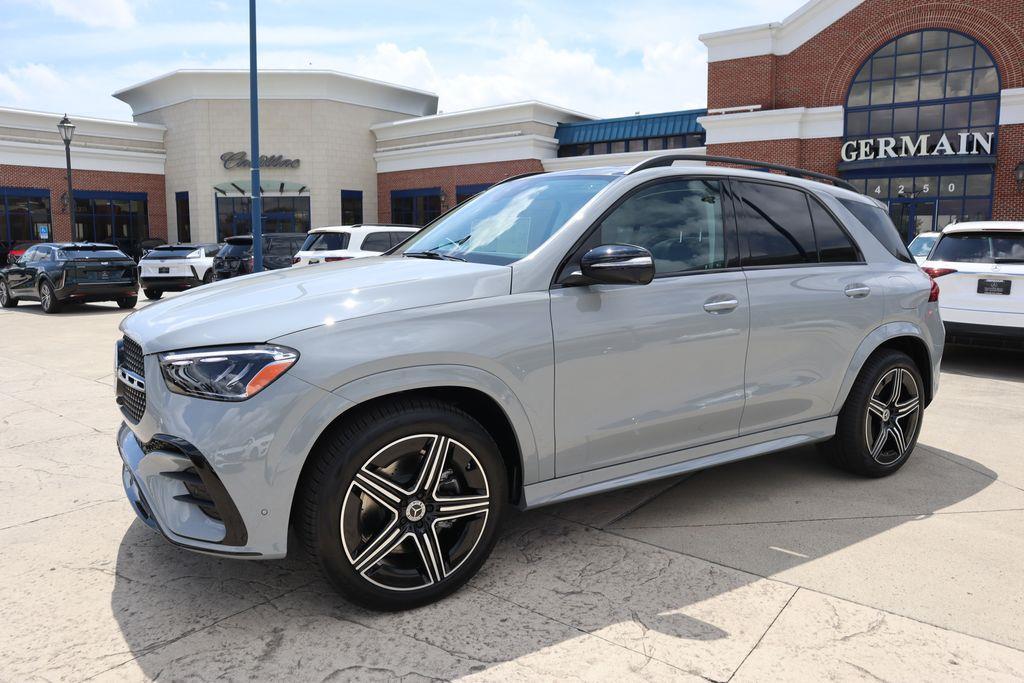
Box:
[733,180,885,433]
[927,231,1024,322]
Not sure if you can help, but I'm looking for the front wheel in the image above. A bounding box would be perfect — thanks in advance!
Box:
[825,349,924,477]
[299,398,507,610]
[143,288,163,300]
[0,280,17,308]
[39,280,61,314]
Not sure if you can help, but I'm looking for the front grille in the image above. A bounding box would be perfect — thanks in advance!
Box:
[119,335,146,423]
[122,336,145,376]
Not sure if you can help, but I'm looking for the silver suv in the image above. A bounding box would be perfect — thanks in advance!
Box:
[115,155,943,610]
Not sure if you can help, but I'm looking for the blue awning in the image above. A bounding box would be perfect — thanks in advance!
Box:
[556,109,707,145]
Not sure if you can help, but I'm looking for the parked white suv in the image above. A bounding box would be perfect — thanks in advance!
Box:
[922,222,1024,348]
[292,225,419,266]
[139,243,221,300]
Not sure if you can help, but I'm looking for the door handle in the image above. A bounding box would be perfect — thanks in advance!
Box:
[844,284,871,299]
[703,297,739,314]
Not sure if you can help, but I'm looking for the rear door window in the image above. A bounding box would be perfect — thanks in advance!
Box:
[839,199,914,263]
[302,232,350,252]
[808,198,861,263]
[734,181,817,266]
[360,232,393,252]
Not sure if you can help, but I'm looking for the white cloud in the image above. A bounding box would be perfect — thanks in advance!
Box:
[33,0,137,29]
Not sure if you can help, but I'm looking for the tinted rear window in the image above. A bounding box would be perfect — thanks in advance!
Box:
[218,242,252,258]
[360,231,393,252]
[839,200,913,263]
[301,232,350,251]
[144,246,196,259]
[931,232,1024,263]
[62,249,129,260]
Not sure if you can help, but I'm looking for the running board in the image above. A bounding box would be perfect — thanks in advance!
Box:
[522,417,837,509]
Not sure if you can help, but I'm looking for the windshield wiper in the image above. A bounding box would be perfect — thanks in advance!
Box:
[403,249,466,262]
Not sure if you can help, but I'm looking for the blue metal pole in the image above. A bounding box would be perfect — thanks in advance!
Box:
[249,0,263,272]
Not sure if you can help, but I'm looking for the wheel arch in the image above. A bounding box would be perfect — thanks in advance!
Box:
[833,322,937,414]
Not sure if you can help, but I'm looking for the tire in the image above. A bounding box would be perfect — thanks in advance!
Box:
[117,296,138,309]
[825,349,924,477]
[299,397,508,610]
[39,280,61,314]
[202,270,213,285]
[144,289,163,300]
[0,280,17,308]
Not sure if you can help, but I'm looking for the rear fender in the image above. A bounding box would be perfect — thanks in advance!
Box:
[832,321,934,413]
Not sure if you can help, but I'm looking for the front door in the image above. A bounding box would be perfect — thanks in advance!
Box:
[551,178,749,477]
[889,200,937,243]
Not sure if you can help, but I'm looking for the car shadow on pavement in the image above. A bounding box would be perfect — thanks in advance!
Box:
[108,442,1001,678]
[1,302,129,316]
[941,345,1024,383]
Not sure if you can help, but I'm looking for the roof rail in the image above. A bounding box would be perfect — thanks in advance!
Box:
[626,154,858,193]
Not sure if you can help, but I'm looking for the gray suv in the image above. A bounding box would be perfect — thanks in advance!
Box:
[115,155,943,610]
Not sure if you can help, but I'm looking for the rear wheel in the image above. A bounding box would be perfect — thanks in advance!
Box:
[826,349,924,477]
[143,289,163,300]
[0,280,17,308]
[299,398,507,610]
[39,280,61,314]
[202,270,213,285]
[117,296,138,309]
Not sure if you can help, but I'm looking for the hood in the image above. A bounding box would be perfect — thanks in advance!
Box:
[121,256,512,354]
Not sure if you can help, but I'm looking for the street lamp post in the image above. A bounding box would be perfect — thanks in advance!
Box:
[248,0,263,272]
[57,114,76,240]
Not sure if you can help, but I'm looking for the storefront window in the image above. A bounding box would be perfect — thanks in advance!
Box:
[340,190,363,225]
[215,195,311,241]
[175,191,191,243]
[73,192,148,258]
[391,188,442,226]
[1,188,52,244]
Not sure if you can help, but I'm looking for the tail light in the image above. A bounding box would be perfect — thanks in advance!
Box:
[928,278,940,302]
[247,256,255,271]
[324,256,351,262]
[292,257,300,265]
[922,267,956,278]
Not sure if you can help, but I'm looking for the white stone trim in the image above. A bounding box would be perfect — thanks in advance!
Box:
[699,107,844,144]
[1000,88,1024,126]
[0,139,166,175]
[375,134,559,173]
[371,101,594,143]
[378,131,527,152]
[0,106,165,143]
[700,0,864,62]
[542,147,708,172]
[114,69,439,118]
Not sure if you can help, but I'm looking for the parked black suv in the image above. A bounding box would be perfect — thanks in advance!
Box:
[212,233,307,280]
[0,242,138,313]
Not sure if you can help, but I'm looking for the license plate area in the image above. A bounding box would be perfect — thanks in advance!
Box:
[977,278,1011,295]
[158,267,169,274]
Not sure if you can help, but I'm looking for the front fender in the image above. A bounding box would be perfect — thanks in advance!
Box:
[333,364,542,485]
[831,320,938,414]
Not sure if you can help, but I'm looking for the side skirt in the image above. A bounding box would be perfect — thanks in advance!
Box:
[522,416,837,509]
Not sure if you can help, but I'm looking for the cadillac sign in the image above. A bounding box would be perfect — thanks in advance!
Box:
[841,132,994,163]
[220,151,300,170]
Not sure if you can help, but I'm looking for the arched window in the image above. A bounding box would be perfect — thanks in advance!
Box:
[843,30,1001,235]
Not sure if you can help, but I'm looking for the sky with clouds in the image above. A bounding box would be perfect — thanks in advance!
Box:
[1,0,808,121]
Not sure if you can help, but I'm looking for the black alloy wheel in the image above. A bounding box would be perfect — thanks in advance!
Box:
[300,398,507,610]
[0,280,17,308]
[827,349,924,477]
[39,280,60,314]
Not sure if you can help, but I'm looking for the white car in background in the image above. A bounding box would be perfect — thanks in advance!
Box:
[292,225,419,266]
[139,243,222,300]
[908,231,940,264]
[921,222,1024,348]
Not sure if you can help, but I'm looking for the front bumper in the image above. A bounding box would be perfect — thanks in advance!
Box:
[115,346,352,558]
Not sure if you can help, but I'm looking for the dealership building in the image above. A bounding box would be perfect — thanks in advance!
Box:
[1,0,1021,255]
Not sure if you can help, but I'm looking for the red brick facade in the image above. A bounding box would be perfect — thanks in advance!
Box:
[709,0,1024,111]
[0,164,167,243]
[706,0,1024,222]
[377,159,544,223]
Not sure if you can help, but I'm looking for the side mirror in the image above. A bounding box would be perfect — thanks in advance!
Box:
[577,244,655,285]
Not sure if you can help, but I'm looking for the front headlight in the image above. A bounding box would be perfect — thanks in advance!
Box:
[159,345,298,401]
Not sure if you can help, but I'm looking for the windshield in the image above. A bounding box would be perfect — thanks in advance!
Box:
[908,234,937,257]
[301,232,350,252]
[401,175,616,265]
[931,232,1024,263]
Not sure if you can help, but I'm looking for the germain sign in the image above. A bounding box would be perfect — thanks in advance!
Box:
[841,132,994,163]
[220,151,300,170]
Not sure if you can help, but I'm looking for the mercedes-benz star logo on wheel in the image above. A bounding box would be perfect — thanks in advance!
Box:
[405,500,426,522]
